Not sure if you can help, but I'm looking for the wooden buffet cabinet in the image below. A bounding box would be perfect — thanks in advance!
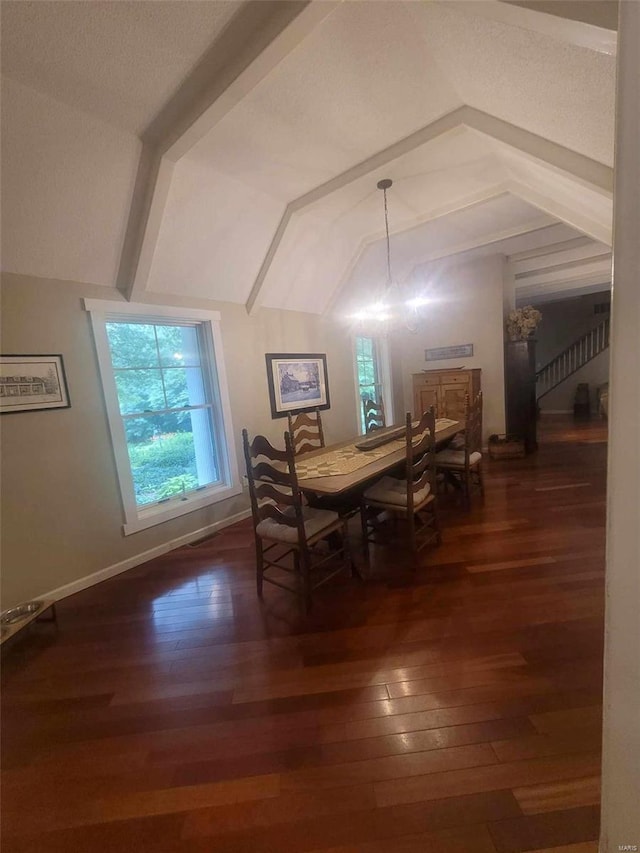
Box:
[412,368,481,420]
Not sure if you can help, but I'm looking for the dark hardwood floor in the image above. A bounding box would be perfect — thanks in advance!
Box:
[1,415,607,852]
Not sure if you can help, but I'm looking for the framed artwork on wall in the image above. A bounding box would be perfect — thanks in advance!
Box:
[265,353,330,419]
[0,354,71,414]
[425,343,474,361]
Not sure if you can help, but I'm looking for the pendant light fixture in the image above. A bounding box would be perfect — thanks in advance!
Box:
[378,177,394,293]
[351,178,427,334]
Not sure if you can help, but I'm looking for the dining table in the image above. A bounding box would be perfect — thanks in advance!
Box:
[292,417,461,496]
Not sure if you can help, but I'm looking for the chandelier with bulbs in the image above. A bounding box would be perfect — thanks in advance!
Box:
[351,178,429,334]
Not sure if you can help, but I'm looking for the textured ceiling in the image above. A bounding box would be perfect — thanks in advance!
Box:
[0,0,243,134]
[1,0,617,309]
[336,193,559,315]
[408,2,616,166]
[187,1,462,201]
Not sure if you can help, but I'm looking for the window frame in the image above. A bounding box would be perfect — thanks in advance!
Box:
[353,335,394,433]
[85,299,241,535]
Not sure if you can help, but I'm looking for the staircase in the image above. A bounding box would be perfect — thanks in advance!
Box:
[536,316,610,400]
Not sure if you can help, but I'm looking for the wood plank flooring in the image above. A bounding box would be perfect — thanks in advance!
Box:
[1,415,607,852]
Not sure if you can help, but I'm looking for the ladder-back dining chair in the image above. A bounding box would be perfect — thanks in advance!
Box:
[435,391,484,508]
[242,428,349,612]
[363,398,386,434]
[360,408,441,565]
[287,408,325,455]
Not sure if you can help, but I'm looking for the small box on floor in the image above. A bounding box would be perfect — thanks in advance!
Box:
[488,434,526,459]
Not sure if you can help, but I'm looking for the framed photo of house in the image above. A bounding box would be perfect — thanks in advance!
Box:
[0,354,71,414]
[265,353,330,419]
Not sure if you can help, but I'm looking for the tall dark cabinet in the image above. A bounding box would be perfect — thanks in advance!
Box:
[505,340,537,453]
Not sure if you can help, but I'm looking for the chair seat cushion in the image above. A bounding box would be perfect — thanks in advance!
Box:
[436,449,482,467]
[364,475,431,507]
[256,506,339,543]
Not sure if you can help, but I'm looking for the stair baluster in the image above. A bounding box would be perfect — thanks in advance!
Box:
[536,316,610,401]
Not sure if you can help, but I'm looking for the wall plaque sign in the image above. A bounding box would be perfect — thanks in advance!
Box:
[425,344,474,361]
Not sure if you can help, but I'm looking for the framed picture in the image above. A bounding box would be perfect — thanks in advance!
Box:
[425,343,474,361]
[0,354,71,414]
[265,353,330,419]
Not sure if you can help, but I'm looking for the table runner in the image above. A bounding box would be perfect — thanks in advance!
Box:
[295,418,459,480]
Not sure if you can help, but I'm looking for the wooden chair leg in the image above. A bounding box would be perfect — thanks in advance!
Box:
[407,511,417,564]
[463,471,472,510]
[342,521,359,579]
[255,536,264,598]
[360,504,370,567]
[477,464,485,497]
[433,501,442,545]
[299,550,313,613]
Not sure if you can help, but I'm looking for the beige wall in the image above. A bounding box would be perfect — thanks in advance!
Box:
[0,273,359,609]
[395,254,507,441]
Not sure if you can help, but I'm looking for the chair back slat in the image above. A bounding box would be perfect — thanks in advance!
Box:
[290,426,324,455]
[405,408,436,510]
[254,482,295,507]
[257,502,298,527]
[249,434,289,462]
[252,460,290,486]
[363,398,386,434]
[243,429,305,530]
[288,409,325,455]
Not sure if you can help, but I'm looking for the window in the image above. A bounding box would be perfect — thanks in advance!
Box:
[354,336,392,433]
[85,300,240,534]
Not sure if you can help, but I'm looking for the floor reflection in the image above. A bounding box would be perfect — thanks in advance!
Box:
[151,575,234,632]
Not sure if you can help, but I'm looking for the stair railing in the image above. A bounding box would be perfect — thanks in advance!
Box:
[536,316,610,400]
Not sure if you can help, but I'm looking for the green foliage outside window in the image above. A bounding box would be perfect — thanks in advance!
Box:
[106,321,217,506]
[126,432,199,505]
[356,336,382,433]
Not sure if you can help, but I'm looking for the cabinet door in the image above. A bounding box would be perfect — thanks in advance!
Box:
[441,381,469,420]
[417,386,439,417]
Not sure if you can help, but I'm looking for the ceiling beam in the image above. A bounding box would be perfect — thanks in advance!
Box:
[517,279,611,304]
[508,235,594,262]
[514,256,612,286]
[454,0,617,55]
[511,242,610,274]
[246,106,613,314]
[503,2,618,33]
[116,0,341,301]
[509,181,612,244]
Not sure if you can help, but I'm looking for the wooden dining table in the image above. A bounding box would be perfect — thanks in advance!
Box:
[293,417,461,496]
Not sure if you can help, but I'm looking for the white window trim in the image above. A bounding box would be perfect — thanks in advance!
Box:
[84,298,241,535]
[352,335,394,432]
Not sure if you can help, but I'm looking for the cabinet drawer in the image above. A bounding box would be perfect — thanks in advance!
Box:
[444,374,470,385]
[415,375,440,387]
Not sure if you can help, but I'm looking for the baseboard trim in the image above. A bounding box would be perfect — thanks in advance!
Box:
[42,509,253,603]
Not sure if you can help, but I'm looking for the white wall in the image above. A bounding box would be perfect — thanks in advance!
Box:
[395,254,506,440]
[600,1,640,847]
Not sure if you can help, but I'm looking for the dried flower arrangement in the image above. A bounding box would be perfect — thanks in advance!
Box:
[506,305,542,341]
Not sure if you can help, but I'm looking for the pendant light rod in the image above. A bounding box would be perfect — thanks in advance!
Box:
[377,178,393,288]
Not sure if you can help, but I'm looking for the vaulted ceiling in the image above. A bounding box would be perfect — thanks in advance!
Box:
[1,1,617,312]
